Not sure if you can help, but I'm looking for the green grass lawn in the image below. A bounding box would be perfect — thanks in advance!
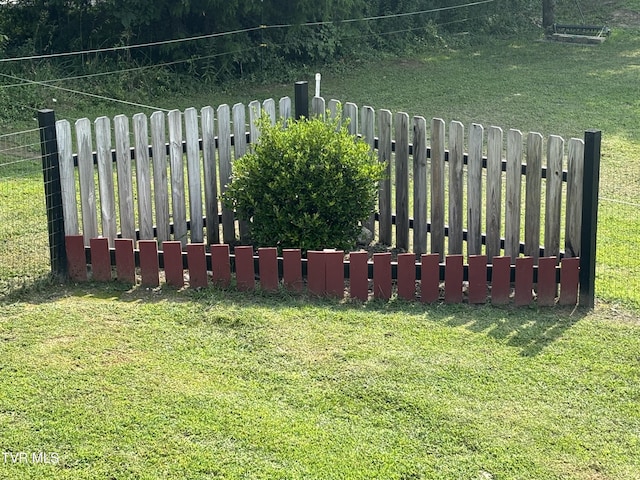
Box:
[1,3,640,478]
[1,285,639,479]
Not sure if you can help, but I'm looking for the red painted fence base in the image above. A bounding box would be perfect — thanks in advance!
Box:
[349,251,369,301]
[397,253,416,301]
[420,254,440,303]
[235,246,254,291]
[89,237,111,282]
[115,238,135,284]
[373,253,392,300]
[163,241,184,288]
[468,255,488,304]
[65,236,581,307]
[283,249,303,292]
[187,243,207,289]
[139,240,159,287]
[491,256,511,305]
[66,235,87,281]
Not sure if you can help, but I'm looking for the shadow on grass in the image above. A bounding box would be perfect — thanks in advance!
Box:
[1,277,589,358]
[441,304,585,357]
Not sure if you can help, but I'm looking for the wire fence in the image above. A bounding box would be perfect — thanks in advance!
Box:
[595,195,640,310]
[0,127,51,297]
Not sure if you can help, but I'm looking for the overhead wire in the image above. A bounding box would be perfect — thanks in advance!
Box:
[336,14,490,42]
[306,0,494,25]
[0,0,495,110]
[0,0,495,64]
[0,25,267,64]
[0,127,42,140]
[600,197,640,208]
[0,46,264,89]
[0,72,172,112]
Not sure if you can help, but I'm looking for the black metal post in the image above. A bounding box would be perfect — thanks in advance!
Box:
[38,109,67,278]
[294,81,309,120]
[579,129,601,309]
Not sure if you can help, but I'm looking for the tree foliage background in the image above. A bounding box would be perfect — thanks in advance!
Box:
[0,0,539,81]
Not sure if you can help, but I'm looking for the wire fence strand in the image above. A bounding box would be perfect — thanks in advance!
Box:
[0,128,50,296]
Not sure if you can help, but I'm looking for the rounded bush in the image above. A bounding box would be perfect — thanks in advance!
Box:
[223,114,384,252]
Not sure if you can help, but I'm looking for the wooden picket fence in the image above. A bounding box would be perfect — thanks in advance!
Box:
[37,87,602,306]
[54,100,279,247]
[52,95,585,260]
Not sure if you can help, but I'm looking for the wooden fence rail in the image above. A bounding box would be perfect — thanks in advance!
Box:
[38,83,601,307]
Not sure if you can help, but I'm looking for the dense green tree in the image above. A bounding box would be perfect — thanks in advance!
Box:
[0,0,540,79]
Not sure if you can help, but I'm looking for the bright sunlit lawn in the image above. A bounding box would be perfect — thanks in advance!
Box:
[0,284,639,479]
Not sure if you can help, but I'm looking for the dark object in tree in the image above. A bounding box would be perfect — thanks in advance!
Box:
[543,0,556,30]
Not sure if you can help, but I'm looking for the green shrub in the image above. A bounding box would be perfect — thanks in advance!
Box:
[222,114,385,252]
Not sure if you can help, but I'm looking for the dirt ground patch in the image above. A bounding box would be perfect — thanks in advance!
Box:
[611,8,640,28]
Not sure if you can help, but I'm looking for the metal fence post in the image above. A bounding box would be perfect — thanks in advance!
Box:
[38,109,67,278]
[579,129,601,308]
[294,81,309,120]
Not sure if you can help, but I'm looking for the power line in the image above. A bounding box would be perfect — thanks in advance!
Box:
[0,157,43,168]
[600,197,640,208]
[0,72,170,112]
[0,0,495,64]
[0,128,41,140]
[0,25,266,64]
[0,46,263,89]
[314,0,495,25]
[337,15,485,42]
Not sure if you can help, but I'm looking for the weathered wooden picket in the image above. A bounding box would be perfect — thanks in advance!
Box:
[53,96,584,258]
[55,97,288,247]
[38,86,601,306]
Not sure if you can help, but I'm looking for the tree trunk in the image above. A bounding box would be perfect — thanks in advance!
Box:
[543,0,556,29]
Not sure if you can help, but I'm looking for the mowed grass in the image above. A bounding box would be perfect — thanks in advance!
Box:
[1,4,640,478]
[0,285,639,479]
